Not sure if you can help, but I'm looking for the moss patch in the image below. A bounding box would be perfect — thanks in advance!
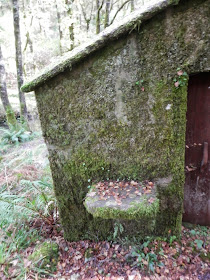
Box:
[29,241,59,272]
[84,182,159,221]
[86,197,159,220]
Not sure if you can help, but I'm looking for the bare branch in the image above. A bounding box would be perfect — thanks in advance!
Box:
[110,0,131,25]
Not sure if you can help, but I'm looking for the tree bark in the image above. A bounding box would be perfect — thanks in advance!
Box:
[104,0,110,28]
[69,23,74,50]
[96,0,100,34]
[12,0,28,120]
[96,0,104,34]
[65,0,75,50]
[54,0,62,54]
[131,0,134,12]
[0,45,17,127]
[80,2,93,32]
[22,0,36,76]
[0,45,11,110]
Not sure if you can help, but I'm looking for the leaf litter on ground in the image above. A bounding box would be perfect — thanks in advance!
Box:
[1,218,209,280]
[0,138,209,279]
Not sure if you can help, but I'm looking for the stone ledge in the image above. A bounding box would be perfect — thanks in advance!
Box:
[84,181,159,220]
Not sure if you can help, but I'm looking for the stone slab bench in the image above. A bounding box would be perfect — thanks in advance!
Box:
[84,181,159,236]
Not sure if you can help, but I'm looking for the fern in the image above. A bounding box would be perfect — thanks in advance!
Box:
[0,127,34,145]
[0,178,56,224]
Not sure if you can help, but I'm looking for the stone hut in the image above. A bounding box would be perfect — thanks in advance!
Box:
[22,0,210,241]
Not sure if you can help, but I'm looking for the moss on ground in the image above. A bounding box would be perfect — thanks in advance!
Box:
[29,241,59,272]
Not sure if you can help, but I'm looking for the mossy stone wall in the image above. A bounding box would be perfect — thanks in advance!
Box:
[35,0,209,241]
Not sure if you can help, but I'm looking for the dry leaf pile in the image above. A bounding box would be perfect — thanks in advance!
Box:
[91,180,156,205]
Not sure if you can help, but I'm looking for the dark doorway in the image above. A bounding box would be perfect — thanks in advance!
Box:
[183,72,210,226]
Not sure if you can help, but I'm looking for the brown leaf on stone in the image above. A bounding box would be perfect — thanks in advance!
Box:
[131,180,138,186]
[144,189,151,194]
[88,192,96,197]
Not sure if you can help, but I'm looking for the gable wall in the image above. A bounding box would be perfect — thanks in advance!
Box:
[35,0,210,240]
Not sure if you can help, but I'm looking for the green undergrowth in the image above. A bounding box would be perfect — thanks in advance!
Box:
[0,176,58,278]
[113,224,209,273]
[0,131,58,278]
[29,241,59,272]
[0,126,38,147]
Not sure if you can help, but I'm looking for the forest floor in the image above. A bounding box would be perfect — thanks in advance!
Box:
[0,133,209,280]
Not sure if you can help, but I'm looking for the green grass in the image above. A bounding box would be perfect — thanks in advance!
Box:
[0,129,58,278]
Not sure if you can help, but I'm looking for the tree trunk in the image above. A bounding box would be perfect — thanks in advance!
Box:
[104,0,110,28]
[22,0,36,76]
[54,0,62,54]
[80,2,93,33]
[0,45,11,111]
[96,0,100,34]
[69,23,74,50]
[65,0,75,50]
[0,45,17,128]
[12,0,28,121]
[131,0,134,12]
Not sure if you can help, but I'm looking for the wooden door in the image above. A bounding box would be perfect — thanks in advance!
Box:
[183,72,210,226]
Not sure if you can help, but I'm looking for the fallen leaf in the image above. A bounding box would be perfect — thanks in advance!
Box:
[144,189,151,194]
[177,70,183,76]
[131,180,138,186]
[88,192,96,197]
[148,197,155,203]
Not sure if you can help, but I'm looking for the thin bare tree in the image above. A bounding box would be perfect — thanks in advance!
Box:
[65,0,75,50]
[0,45,17,127]
[110,0,131,25]
[131,0,134,11]
[80,1,94,32]
[104,0,110,28]
[54,0,63,54]
[12,0,28,121]
[96,0,104,34]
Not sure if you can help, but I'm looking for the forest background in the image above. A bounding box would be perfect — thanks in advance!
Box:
[0,0,149,123]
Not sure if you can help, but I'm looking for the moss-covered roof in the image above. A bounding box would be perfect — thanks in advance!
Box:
[21,0,180,92]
